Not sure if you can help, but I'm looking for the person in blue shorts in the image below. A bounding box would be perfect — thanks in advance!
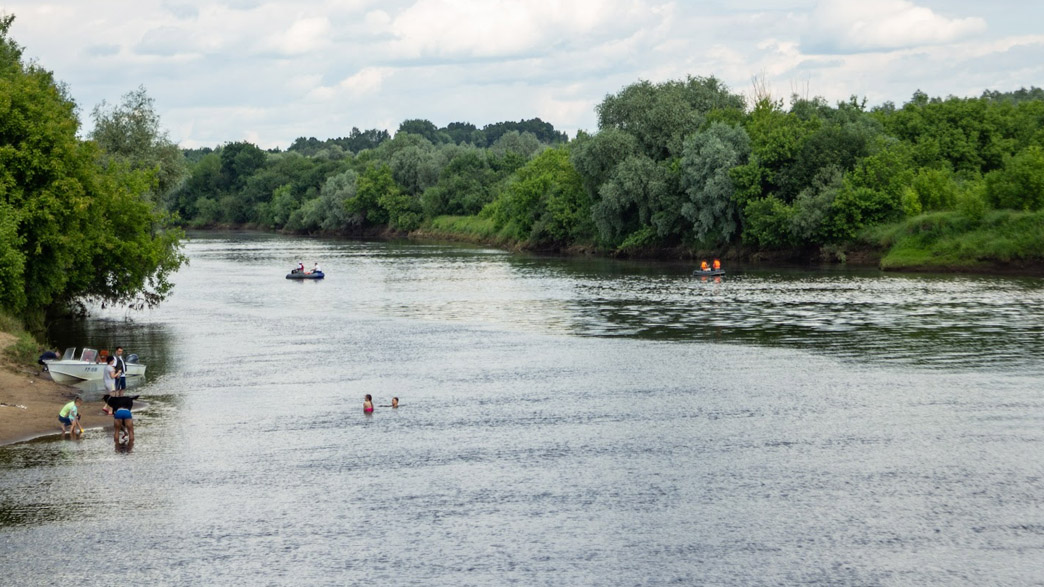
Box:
[103,394,137,443]
[58,396,84,436]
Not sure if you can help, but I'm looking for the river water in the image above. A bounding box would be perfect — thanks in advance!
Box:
[2,231,1042,585]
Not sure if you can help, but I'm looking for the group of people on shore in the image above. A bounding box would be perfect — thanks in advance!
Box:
[363,394,398,413]
[56,346,138,445]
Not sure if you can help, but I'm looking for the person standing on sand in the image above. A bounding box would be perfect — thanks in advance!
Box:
[58,396,84,436]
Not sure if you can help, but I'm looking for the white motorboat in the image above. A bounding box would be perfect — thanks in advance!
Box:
[44,347,147,385]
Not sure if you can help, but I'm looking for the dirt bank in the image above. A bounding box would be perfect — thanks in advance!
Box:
[0,333,116,446]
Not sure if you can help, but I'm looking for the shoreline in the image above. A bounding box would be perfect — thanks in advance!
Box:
[0,333,120,447]
[188,225,1044,278]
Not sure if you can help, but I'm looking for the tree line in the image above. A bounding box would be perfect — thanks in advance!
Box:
[4,8,1044,324]
[169,77,1044,255]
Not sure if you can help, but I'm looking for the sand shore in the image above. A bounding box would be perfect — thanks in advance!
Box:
[0,333,118,446]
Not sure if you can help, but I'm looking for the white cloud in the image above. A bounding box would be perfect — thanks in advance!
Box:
[803,0,987,53]
[266,16,332,55]
[340,66,390,96]
[1,0,1040,149]
[388,0,666,59]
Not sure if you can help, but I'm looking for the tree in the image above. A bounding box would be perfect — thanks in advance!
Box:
[591,154,677,245]
[0,15,184,321]
[596,76,745,160]
[90,86,187,203]
[421,147,498,216]
[680,122,751,243]
[490,146,592,244]
[397,119,446,144]
[346,164,395,225]
[985,145,1044,210]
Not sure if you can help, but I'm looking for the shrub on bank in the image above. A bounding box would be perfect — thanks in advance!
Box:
[866,210,1044,269]
[0,312,40,364]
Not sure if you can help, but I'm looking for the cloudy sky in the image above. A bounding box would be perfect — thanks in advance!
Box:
[2,0,1042,149]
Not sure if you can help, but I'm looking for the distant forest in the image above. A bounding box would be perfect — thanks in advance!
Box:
[166,80,1044,255]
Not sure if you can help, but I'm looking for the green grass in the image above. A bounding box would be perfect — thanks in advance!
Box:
[863,210,1044,269]
[424,215,517,243]
[0,311,41,364]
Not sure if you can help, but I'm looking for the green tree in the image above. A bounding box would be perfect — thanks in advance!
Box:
[0,14,184,320]
[680,122,751,243]
[597,76,745,159]
[490,147,592,244]
[421,147,498,216]
[984,145,1044,210]
[397,119,446,144]
[346,164,396,225]
[90,86,187,203]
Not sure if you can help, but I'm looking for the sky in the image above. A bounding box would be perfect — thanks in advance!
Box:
[2,0,1042,149]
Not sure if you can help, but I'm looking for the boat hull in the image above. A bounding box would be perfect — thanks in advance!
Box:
[46,361,146,385]
[286,270,324,280]
[693,269,726,277]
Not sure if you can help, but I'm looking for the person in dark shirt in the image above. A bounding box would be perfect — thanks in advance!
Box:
[113,347,128,394]
[38,349,59,371]
[103,394,139,443]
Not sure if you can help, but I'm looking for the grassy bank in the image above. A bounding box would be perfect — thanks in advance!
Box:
[417,216,515,246]
[418,211,1044,275]
[862,210,1044,271]
[0,313,39,365]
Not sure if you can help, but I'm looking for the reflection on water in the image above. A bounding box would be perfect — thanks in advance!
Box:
[2,231,1043,585]
[71,376,145,399]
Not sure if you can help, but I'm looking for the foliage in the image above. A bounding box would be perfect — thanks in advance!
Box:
[597,75,745,160]
[0,15,184,323]
[869,210,1044,268]
[984,145,1044,211]
[488,147,593,244]
[427,215,502,240]
[90,86,187,202]
[680,122,751,243]
[143,69,1044,267]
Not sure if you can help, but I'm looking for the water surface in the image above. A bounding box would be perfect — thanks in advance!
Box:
[2,232,1042,585]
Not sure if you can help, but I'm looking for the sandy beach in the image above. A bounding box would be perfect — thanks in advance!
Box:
[0,333,116,446]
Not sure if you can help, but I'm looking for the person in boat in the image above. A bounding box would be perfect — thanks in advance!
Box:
[700,260,710,271]
[103,394,138,443]
[311,262,322,274]
[363,394,374,413]
[58,396,84,436]
[713,259,721,270]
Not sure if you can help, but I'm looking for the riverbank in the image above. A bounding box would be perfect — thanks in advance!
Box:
[0,333,114,446]
[411,212,1044,276]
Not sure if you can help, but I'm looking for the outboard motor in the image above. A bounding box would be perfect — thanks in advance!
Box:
[127,353,140,364]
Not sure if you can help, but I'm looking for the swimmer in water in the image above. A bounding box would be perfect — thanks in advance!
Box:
[363,394,374,413]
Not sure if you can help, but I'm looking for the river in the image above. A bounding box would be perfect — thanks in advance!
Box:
[2,231,1042,585]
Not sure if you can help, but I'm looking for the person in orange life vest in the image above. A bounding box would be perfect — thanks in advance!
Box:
[713,259,721,270]
[700,260,709,271]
